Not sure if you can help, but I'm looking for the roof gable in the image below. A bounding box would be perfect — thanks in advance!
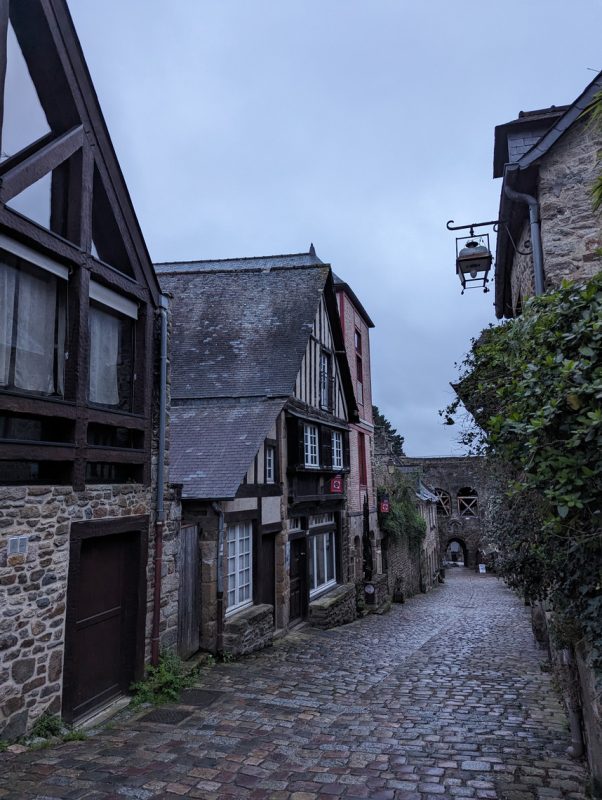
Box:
[0,0,160,302]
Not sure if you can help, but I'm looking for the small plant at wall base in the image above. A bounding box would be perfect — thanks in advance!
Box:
[444,273,602,670]
[378,474,426,551]
[130,650,198,707]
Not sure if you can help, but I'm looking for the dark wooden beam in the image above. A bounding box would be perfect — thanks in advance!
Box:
[0,392,77,419]
[0,125,84,203]
[9,1,79,132]
[86,407,146,430]
[84,448,146,464]
[0,0,10,156]
[79,143,93,252]
[0,442,75,461]
[0,132,54,178]
[72,264,90,491]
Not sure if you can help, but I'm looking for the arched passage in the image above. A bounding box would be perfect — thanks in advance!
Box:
[444,537,468,567]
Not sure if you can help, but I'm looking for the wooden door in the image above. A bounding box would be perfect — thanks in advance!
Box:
[178,524,201,659]
[289,538,307,623]
[64,532,139,722]
[259,533,276,613]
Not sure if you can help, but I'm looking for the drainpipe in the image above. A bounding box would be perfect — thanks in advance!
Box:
[211,502,225,654]
[151,294,169,666]
[503,183,545,296]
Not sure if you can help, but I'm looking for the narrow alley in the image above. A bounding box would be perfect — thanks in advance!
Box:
[0,571,588,800]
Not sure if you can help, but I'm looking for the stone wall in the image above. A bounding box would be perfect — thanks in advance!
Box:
[402,456,487,570]
[0,484,180,740]
[308,583,356,629]
[222,604,274,657]
[511,117,602,311]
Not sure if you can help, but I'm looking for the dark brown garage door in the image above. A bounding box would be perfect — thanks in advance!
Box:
[63,517,147,723]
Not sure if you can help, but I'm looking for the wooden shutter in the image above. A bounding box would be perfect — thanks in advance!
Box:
[343,430,350,470]
[287,416,302,469]
[321,426,332,470]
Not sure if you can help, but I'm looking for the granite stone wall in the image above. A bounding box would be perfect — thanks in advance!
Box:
[402,457,487,570]
[511,118,602,312]
[308,582,356,629]
[223,604,274,657]
[0,484,180,740]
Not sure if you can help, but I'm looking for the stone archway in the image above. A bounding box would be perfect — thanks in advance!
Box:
[444,537,468,568]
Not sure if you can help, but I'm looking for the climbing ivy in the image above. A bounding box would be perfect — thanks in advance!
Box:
[378,472,426,550]
[445,273,602,666]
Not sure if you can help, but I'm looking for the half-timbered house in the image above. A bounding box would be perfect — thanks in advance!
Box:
[156,248,359,656]
[0,0,180,738]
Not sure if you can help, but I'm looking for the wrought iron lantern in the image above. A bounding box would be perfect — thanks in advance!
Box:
[447,220,497,295]
[455,234,492,293]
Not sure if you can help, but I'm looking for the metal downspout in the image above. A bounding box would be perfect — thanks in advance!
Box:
[211,502,225,654]
[503,183,545,296]
[151,294,169,666]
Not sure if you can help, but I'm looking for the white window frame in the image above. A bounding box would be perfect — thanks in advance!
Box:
[320,351,332,410]
[303,424,319,468]
[226,522,253,615]
[331,431,343,470]
[265,445,275,483]
[309,530,337,597]
[309,512,335,527]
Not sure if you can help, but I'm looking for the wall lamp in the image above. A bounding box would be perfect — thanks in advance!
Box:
[446,219,498,294]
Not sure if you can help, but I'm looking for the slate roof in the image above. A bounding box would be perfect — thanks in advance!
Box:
[155,248,323,275]
[170,398,286,499]
[156,249,334,499]
[157,261,330,400]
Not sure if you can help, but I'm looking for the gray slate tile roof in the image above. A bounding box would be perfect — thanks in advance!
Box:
[155,248,323,275]
[170,398,286,499]
[158,262,330,399]
[157,250,331,498]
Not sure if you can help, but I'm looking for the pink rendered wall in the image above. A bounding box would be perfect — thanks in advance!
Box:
[336,288,376,515]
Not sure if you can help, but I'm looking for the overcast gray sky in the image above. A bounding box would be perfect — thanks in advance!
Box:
[11,2,602,454]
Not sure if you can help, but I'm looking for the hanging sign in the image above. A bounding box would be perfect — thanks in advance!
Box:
[379,497,390,514]
[329,476,343,494]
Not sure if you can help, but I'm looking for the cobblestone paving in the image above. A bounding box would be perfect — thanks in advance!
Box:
[0,571,589,800]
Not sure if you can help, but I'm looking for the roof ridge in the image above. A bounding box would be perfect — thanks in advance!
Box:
[155,251,316,267]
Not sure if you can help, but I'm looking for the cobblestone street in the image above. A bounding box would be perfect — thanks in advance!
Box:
[0,571,588,800]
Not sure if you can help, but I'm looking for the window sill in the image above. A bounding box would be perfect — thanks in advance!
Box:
[225,599,253,619]
[309,579,338,601]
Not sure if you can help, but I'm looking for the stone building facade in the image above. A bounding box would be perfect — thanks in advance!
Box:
[491,72,602,785]
[494,72,602,319]
[0,1,181,738]
[402,456,487,570]
[156,251,359,658]
[373,426,440,600]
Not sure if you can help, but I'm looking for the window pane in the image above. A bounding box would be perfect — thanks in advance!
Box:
[0,262,16,385]
[304,424,318,466]
[332,431,343,469]
[0,260,66,396]
[316,533,325,586]
[89,305,134,410]
[326,533,335,582]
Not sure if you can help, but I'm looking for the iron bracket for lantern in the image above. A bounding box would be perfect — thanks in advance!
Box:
[446,219,533,295]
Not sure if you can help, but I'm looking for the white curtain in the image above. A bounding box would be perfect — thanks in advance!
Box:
[89,305,119,406]
[14,268,57,393]
[0,263,16,386]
